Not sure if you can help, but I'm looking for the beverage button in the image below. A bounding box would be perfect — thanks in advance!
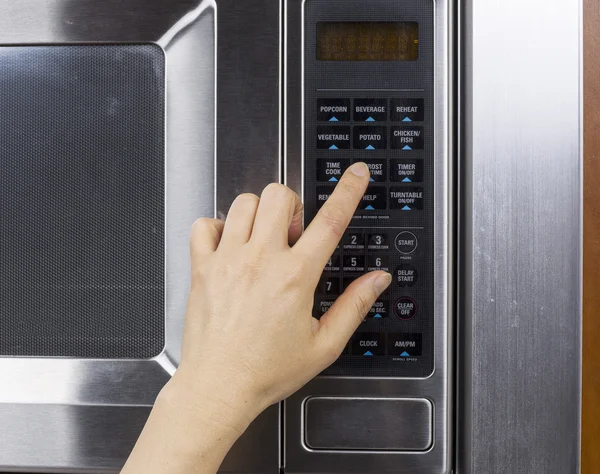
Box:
[354,126,387,150]
[391,126,424,150]
[317,159,350,182]
[343,232,365,250]
[316,186,334,209]
[390,187,424,211]
[317,126,351,150]
[318,98,351,122]
[391,159,424,183]
[343,255,366,272]
[360,187,386,211]
[363,159,387,182]
[367,255,390,272]
[388,333,423,356]
[317,276,340,295]
[394,264,418,287]
[354,99,388,122]
[352,332,385,356]
[367,300,389,319]
[391,99,425,122]
[394,297,418,320]
[395,231,418,254]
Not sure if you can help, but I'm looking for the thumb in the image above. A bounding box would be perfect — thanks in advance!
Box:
[315,271,392,362]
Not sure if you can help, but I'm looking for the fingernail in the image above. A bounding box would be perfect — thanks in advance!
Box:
[373,273,392,295]
[350,162,368,177]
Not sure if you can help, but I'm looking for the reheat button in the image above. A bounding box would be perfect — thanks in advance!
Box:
[352,333,385,356]
[391,99,424,122]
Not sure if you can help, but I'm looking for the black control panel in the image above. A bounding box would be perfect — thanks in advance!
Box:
[304,0,434,377]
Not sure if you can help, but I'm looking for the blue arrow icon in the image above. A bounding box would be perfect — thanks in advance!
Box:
[329,144,339,150]
[401,351,410,357]
[364,351,374,356]
[329,176,338,182]
[329,116,339,122]
[370,177,375,182]
[402,145,412,150]
[365,205,375,211]
[402,177,412,183]
[366,145,375,150]
[402,205,412,211]
[365,116,376,122]
[373,313,383,319]
[402,117,412,122]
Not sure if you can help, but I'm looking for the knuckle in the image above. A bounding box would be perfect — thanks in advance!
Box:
[263,183,292,200]
[191,217,213,233]
[319,204,347,238]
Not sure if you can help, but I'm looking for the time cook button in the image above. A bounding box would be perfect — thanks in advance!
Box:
[351,332,385,356]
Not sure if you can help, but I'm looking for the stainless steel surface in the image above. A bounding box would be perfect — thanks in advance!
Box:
[457,0,583,473]
[0,1,281,472]
[284,0,453,472]
[304,397,433,451]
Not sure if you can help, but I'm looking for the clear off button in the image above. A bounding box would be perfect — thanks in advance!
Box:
[395,231,418,254]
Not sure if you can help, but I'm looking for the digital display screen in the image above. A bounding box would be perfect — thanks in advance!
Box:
[317,22,419,61]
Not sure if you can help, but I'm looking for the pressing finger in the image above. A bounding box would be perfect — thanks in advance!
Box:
[190,218,225,263]
[293,162,369,269]
[220,194,260,247]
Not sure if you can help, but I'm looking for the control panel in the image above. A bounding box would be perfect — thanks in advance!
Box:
[304,1,434,377]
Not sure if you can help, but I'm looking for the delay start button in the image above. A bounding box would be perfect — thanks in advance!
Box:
[395,231,418,254]
[394,297,418,320]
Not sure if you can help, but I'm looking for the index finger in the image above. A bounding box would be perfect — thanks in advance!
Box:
[293,162,370,268]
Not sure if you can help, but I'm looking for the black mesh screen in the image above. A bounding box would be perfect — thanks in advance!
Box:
[0,45,165,358]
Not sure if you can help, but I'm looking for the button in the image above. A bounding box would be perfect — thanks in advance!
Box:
[391,99,424,122]
[324,253,341,272]
[343,255,366,272]
[314,299,335,318]
[390,187,424,211]
[391,159,424,183]
[354,99,388,122]
[360,187,386,211]
[368,300,389,319]
[343,277,359,291]
[394,264,418,287]
[363,160,387,182]
[391,126,424,150]
[353,126,387,150]
[367,255,390,272]
[318,98,351,122]
[395,231,418,254]
[388,333,423,356]
[367,233,390,251]
[316,186,334,209]
[343,232,365,250]
[351,332,385,356]
[317,276,340,295]
[317,126,351,150]
[318,159,350,182]
[394,297,418,320]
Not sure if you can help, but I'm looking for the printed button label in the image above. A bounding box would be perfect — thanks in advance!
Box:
[354,99,388,122]
[352,332,385,355]
[391,99,424,122]
[317,159,350,182]
[317,126,351,150]
[391,126,424,150]
[394,265,418,287]
[388,333,423,356]
[318,98,351,122]
[363,160,387,182]
[391,159,424,183]
[390,187,424,210]
[395,231,418,254]
[394,297,418,320]
[354,126,387,150]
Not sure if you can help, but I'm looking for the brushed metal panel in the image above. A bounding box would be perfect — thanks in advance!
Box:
[305,398,433,451]
[0,0,281,472]
[284,0,453,472]
[458,0,582,473]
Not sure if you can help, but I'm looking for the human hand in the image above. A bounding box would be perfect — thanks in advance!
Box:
[122,162,392,474]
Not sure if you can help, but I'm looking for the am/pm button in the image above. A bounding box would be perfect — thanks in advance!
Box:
[388,333,423,356]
